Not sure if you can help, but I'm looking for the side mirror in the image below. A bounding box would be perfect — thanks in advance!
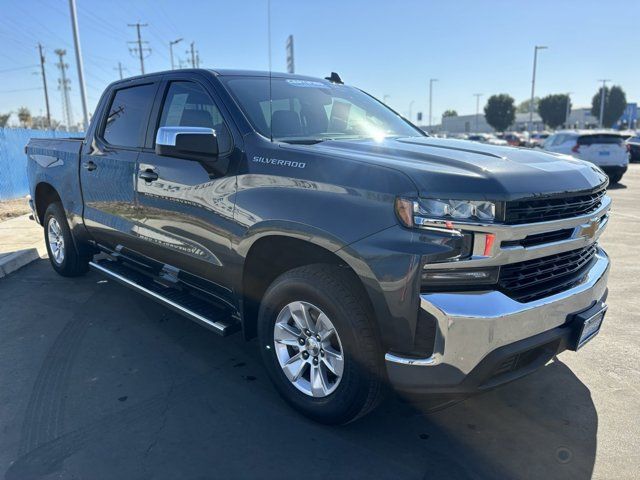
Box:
[155,126,218,161]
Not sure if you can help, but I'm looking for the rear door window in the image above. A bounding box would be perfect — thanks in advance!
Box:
[102,83,156,148]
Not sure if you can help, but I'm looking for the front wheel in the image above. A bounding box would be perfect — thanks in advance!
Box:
[258,264,384,424]
[43,202,89,277]
[608,172,623,184]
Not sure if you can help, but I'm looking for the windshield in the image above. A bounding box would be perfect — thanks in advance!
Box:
[221,76,424,143]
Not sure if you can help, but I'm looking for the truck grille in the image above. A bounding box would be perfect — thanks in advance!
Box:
[499,245,598,302]
[504,188,605,224]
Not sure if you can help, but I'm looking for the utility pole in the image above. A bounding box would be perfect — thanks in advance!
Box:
[598,79,610,128]
[529,45,547,131]
[37,43,51,128]
[428,78,438,132]
[189,42,196,68]
[286,35,295,74]
[55,49,74,129]
[169,38,183,70]
[68,0,89,130]
[473,93,483,132]
[128,23,150,74]
[114,62,124,80]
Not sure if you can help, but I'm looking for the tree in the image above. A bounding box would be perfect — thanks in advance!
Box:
[484,94,516,132]
[591,85,627,128]
[516,97,539,114]
[0,112,10,128]
[17,107,32,128]
[442,109,458,118]
[538,94,571,129]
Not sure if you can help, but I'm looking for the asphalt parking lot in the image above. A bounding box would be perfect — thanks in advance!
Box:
[1,165,638,480]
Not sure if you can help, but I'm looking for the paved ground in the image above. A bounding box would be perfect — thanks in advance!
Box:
[0,214,45,278]
[0,165,638,480]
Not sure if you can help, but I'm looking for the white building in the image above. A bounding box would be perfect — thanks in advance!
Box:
[435,107,600,134]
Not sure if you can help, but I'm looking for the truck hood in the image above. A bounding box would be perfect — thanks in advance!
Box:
[310,137,608,200]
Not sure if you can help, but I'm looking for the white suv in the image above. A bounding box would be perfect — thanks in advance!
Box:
[543,130,629,183]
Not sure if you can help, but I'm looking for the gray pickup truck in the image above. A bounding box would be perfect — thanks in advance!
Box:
[26,69,611,424]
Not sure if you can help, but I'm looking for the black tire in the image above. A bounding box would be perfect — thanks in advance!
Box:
[258,264,384,424]
[608,172,623,184]
[43,202,89,277]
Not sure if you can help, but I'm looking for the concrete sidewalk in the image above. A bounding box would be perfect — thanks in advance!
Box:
[0,214,46,278]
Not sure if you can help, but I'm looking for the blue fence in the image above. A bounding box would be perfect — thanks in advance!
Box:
[0,128,83,200]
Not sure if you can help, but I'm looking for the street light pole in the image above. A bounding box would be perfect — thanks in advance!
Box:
[564,92,572,127]
[429,78,438,132]
[169,38,183,70]
[529,45,547,131]
[473,93,483,132]
[68,0,89,130]
[598,79,610,128]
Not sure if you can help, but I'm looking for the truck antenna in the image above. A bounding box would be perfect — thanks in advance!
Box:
[325,72,344,84]
[267,0,273,142]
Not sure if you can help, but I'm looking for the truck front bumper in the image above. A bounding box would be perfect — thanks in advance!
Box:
[385,247,610,395]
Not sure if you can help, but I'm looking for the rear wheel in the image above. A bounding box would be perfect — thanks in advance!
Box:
[43,202,89,277]
[258,264,383,424]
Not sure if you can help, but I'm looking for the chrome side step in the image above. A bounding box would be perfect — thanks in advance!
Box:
[89,260,240,336]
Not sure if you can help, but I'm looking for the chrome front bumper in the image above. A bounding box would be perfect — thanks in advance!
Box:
[385,247,610,392]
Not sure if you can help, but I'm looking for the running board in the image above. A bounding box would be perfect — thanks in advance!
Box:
[89,260,240,336]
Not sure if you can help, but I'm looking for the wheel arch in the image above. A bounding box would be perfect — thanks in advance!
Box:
[34,182,62,224]
[240,233,382,343]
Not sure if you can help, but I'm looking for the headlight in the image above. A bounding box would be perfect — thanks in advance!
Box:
[395,197,496,229]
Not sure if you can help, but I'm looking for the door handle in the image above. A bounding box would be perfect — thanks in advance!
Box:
[138,169,159,182]
[82,161,97,171]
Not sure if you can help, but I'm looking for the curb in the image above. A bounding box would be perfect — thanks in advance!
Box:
[0,248,42,278]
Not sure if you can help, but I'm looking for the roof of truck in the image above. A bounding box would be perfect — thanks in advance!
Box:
[111,68,334,84]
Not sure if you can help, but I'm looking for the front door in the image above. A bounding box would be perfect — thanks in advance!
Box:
[134,77,240,306]
[81,80,159,250]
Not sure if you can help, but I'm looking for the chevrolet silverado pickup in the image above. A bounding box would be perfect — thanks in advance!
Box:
[26,69,611,424]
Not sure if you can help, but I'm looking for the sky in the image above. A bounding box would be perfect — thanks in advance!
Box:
[0,0,638,126]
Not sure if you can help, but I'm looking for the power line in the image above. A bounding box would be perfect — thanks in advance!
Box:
[0,65,39,74]
[128,23,151,74]
[0,87,42,94]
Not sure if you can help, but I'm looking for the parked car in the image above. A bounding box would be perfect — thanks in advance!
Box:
[627,135,640,163]
[26,69,611,424]
[498,132,526,147]
[543,130,629,183]
[528,132,550,148]
[466,133,509,146]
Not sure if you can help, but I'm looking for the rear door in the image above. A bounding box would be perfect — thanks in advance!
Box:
[576,134,628,167]
[81,79,160,250]
[133,74,241,305]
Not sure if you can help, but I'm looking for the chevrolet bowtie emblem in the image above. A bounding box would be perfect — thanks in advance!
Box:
[579,218,600,240]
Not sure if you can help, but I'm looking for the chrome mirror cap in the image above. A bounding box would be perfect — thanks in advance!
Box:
[156,126,216,146]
